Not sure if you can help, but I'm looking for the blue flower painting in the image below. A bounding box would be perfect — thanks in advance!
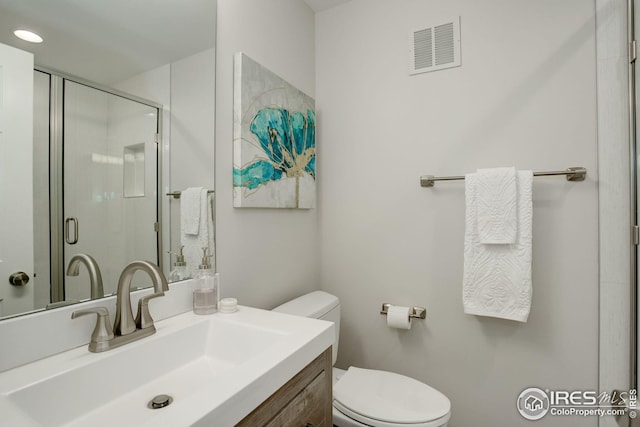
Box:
[233,53,316,208]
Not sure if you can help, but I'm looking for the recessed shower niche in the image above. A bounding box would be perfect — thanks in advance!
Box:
[124,143,146,198]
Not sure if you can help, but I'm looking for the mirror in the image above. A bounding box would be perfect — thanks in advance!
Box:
[0,0,217,319]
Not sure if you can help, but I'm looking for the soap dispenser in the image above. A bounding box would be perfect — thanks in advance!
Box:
[168,246,190,283]
[193,247,218,315]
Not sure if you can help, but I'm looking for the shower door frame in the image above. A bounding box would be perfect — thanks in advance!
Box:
[597,0,638,426]
[629,0,640,424]
[37,67,164,303]
[632,0,640,410]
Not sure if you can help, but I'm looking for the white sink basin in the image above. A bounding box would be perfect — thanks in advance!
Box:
[0,306,334,427]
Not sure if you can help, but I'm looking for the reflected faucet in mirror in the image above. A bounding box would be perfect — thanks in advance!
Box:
[66,254,104,300]
[72,261,169,353]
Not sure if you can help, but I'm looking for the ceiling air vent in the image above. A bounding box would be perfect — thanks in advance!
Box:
[410,17,461,75]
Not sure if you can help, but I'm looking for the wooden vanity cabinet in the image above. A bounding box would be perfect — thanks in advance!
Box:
[236,347,333,427]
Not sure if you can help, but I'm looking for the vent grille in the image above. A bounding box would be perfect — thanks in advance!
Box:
[434,23,455,65]
[413,28,433,70]
[410,17,461,75]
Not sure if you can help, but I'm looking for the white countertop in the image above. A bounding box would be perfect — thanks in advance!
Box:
[0,305,334,426]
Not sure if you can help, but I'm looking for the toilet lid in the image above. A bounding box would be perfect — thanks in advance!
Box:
[333,367,451,424]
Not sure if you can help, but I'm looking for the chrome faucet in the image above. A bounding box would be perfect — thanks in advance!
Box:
[113,260,169,335]
[71,260,169,353]
[66,254,104,299]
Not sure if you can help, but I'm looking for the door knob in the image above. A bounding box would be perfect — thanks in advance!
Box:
[9,271,30,286]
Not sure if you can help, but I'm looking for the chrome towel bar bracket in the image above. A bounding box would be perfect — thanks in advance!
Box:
[380,303,426,319]
[420,166,587,188]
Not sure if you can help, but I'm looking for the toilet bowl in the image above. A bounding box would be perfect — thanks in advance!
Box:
[273,291,451,427]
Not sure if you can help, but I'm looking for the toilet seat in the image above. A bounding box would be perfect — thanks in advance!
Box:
[333,367,451,427]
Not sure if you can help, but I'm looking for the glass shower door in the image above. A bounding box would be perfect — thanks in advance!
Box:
[62,81,159,301]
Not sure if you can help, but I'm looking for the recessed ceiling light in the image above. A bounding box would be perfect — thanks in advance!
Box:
[14,30,43,44]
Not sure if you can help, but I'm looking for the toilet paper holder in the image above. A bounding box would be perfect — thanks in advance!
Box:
[380,303,426,319]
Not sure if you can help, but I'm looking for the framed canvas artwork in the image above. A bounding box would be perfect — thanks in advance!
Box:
[233,52,316,208]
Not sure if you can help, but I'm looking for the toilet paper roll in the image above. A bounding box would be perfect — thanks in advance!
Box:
[387,305,412,330]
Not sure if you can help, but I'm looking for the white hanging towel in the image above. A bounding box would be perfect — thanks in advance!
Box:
[476,167,517,244]
[181,189,215,275]
[181,187,203,235]
[463,169,533,322]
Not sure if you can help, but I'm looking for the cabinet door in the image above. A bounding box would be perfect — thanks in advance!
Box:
[265,372,326,427]
[237,347,332,427]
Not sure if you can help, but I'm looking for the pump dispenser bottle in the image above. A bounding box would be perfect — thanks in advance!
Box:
[193,247,218,315]
[168,246,190,283]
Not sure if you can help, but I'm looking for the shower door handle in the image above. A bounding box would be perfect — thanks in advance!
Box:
[65,217,79,245]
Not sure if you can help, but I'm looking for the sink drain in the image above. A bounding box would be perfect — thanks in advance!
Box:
[148,394,173,409]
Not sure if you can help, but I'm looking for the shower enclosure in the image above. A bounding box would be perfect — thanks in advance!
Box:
[33,69,161,309]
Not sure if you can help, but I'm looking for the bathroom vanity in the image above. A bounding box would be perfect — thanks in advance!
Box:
[237,348,332,426]
[0,291,334,426]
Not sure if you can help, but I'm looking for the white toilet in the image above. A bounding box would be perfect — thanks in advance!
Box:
[273,291,451,427]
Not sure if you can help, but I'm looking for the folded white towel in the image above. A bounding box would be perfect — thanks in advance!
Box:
[476,167,517,244]
[181,190,215,275]
[181,187,203,236]
[463,170,533,322]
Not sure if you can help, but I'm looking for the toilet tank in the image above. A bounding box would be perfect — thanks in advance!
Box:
[272,291,340,365]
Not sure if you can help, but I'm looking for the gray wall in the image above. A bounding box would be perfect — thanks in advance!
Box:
[215,0,320,308]
[316,1,599,426]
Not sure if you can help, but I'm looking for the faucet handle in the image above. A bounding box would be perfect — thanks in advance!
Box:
[72,307,115,352]
[135,292,165,330]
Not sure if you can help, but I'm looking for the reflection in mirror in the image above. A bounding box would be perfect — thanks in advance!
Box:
[55,75,159,306]
[0,0,216,320]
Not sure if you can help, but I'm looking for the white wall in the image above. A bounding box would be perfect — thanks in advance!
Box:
[115,65,171,106]
[316,1,599,426]
[215,0,319,308]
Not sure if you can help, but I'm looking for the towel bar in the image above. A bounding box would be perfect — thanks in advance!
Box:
[166,189,214,199]
[420,166,587,187]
